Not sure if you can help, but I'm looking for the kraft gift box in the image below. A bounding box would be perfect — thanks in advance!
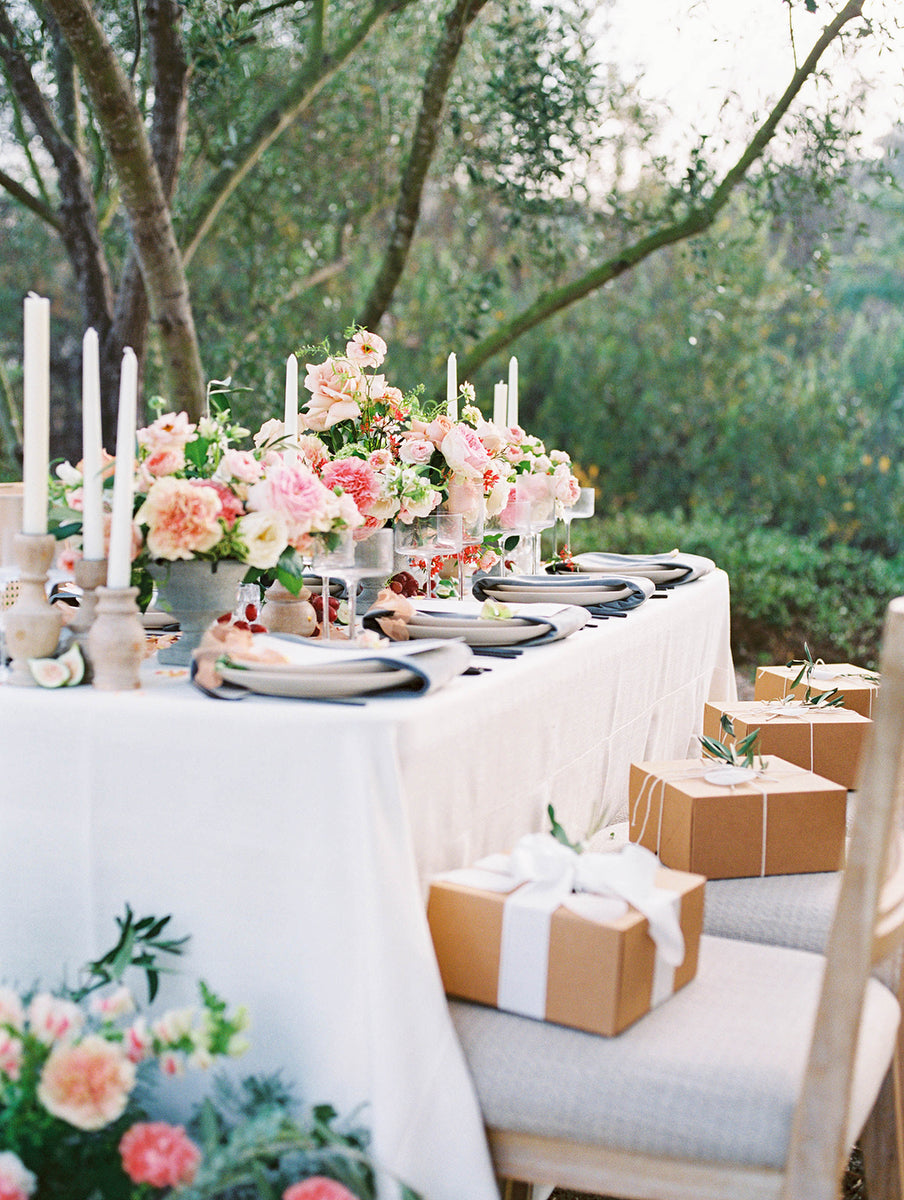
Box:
[628,755,847,879]
[702,699,871,791]
[754,662,879,719]
[427,849,704,1037]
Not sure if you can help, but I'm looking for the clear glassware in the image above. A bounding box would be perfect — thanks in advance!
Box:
[556,486,596,560]
[336,528,395,642]
[484,498,531,577]
[393,512,463,599]
[441,493,485,599]
[312,529,355,640]
[516,482,555,575]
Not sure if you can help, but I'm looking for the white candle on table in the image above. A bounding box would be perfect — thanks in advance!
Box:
[22,293,51,535]
[493,382,508,427]
[106,348,138,589]
[446,352,458,420]
[81,328,105,560]
[284,353,299,446]
[507,355,519,427]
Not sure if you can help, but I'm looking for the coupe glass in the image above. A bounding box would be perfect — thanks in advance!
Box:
[557,486,596,559]
[394,512,463,599]
[312,529,355,640]
[484,498,531,576]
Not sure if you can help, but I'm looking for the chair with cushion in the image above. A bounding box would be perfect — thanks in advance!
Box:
[449,596,904,1200]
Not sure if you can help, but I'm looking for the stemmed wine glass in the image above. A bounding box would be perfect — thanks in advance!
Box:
[394,512,463,599]
[312,529,355,640]
[331,527,394,642]
[516,481,555,575]
[484,498,531,577]
[440,495,485,599]
[557,487,596,560]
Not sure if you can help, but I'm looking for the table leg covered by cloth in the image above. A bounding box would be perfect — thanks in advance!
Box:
[0,569,733,1199]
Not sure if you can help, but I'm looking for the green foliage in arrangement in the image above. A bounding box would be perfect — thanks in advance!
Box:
[567,509,904,672]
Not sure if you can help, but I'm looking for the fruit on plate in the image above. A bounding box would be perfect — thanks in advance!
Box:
[27,642,85,688]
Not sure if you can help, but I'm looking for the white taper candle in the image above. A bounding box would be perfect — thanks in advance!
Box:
[106,348,138,589]
[22,293,51,535]
[493,382,508,427]
[507,355,519,427]
[81,329,105,560]
[446,352,458,420]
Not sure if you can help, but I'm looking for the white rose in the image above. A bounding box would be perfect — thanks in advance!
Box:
[237,510,288,570]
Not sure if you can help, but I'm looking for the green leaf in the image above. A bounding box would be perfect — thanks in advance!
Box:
[547,804,582,853]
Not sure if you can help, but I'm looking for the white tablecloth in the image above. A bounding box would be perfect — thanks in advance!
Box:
[0,569,734,1199]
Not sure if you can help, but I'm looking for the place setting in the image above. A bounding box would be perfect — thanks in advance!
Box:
[552,548,716,587]
[470,570,656,617]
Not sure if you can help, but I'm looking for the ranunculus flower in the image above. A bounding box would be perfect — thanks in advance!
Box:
[119,1122,201,1188]
[0,1151,36,1200]
[345,329,387,368]
[137,412,196,452]
[301,358,363,431]
[283,1178,358,1200]
[135,477,225,560]
[236,510,288,570]
[27,994,84,1044]
[321,458,380,515]
[37,1035,136,1130]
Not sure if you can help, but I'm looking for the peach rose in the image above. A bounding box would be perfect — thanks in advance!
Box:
[301,358,363,431]
[345,329,387,368]
[37,1035,136,1130]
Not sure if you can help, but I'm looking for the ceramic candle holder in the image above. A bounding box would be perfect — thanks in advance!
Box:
[88,585,144,691]
[5,532,63,686]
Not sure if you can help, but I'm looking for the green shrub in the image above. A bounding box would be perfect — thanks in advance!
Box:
[569,508,904,671]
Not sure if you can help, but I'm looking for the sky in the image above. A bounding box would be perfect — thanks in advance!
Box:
[596,0,902,162]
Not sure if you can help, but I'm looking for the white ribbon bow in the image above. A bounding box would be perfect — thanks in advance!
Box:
[438,834,686,1020]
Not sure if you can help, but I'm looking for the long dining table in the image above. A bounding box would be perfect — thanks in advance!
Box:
[0,568,735,1199]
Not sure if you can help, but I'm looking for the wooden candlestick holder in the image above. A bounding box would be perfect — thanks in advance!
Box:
[87,585,144,691]
[5,532,63,686]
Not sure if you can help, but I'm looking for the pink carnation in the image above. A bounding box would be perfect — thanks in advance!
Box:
[321,458,380,515]
[119,1122,201,1188]
[37,1035,136,1130]
[283,1179,358,1200]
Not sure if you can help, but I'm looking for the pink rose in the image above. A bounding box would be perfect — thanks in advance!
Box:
[321,458,380,515]
[247,460,338,548]
[142,446,186,479]
[345,329,387,368]
[220,449,263,485]
[0,1152,36,1200]
[37,1035,136,1130]
[283,1179,358,1200]
[301,359,363,431]
[424,414,454,445]
[367,449,394,472]
[398,436,433,466]
[439,425,491,481]
[120,1122,201,1188]
[135,478,225,560]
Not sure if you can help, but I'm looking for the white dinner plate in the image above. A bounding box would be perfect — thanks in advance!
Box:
[480,582,644,606]
[405,619,551,646]
[218,664,417,698]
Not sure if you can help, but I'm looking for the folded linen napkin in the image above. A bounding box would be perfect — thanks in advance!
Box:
[192,629,472,701]
[565,550,715,584]
[363,598,589,648]
[471,572,654,617]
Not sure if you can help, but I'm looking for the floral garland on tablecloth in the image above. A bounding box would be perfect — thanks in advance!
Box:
[48,331,581,598]
[0,907,418,1200]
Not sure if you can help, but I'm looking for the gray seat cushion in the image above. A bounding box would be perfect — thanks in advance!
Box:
[449,935,899,1169]
[703,872,840,953]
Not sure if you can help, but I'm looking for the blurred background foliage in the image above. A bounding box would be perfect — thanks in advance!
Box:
[0,0,902,666]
